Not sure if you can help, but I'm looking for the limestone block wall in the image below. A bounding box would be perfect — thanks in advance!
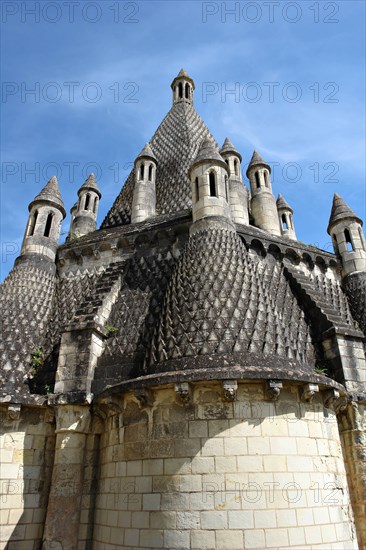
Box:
[229,179,249,225]
[251,192,281,236]
[92,382,358,549]
[0,405,55,550]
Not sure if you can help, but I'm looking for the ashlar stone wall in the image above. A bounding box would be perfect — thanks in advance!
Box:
[93,381,358,550]
[0,405,55,550]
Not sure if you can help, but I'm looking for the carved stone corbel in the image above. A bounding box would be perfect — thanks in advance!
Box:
[134,388,153,407]
[267,380,283,401]
[174,382,192,404]
[222,380,238,402]
[301,383,319,403]
[323,388,340,410]
[7,404,21,420]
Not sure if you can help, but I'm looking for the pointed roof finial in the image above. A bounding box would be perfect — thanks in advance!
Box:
[276,194,293,212]
[171,69,195,90]
[246,149,271,177]
[78,173,101,198]
[220,137,242,162]
[29,176,66,218]
[136,142,157,163]
[327,193,363,234]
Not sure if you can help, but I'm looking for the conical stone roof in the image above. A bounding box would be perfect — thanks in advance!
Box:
[29,176,66,217]
[78,173,101,198]
[327,193,363,233]
[147,228,317,376]
[136,142,157,162]
[190,139,228,172]
[277,194,293,212]
[220,137,242,162]
[246,149,271,177]
[101,100,217,227]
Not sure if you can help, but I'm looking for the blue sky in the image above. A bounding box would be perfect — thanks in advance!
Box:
[1,0,365,281]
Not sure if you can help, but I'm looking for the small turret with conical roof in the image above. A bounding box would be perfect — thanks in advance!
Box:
[20,176,66,265]
[277,194,296,240]
[171,68,195,105]
[69,173,101,239]
[246,149,281,236]
[131,143,158,224]
[328,193,366,277]
[189,138,232,233]
[220,137,249,225]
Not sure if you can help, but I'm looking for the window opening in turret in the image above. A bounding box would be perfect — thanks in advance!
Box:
[281,214,288,230]
[185,83,190,99]
[84,193,90,210]
[345,229,354,252]
[255,171,260,188]
[28,210,38,236]
[234,158,239,177]
[332,234,339,256]
[225,176,229,202]
[148,164,153,182]
[264,171,269,188]
[359,227,366,251]
[139,163,144,180]
[44,213,53,237]
[178,82,183,99]
[209,172,217,197]
[195,177,199,202]
[93,197,98,213]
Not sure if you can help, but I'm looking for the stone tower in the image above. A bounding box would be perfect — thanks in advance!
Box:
[277,193,296,239]
[189,138,232,233]
[220,137,249,225]
[20,175,66,265]
[69,173,101,238]
[131,143,158,223]
[247,150,281,236]
[1,71,365,550]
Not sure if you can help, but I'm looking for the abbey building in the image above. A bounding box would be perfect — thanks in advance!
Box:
[0,70,365,550]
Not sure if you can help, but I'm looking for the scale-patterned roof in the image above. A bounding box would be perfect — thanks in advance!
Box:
[101,101,216,227]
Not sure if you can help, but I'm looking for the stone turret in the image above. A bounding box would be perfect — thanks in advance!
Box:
[220,137,249,225]
[189,139,232,233]
[277,194,296,240]
[131,143,157,224]
[246,150,281,236]
[328,193,366,277]
[69,173,101,239]
[20,176,66,264]
[171,68,195,105]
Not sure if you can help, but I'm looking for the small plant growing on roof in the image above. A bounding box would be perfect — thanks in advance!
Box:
[314,365,328,375]
[30,348,44,370]
[104,324,118,336]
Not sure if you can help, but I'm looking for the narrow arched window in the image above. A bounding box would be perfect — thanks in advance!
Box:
[255,171,260,189]
[332,234,339,255]
[234,158,239,177]
[195,177,199,202]
[178,82,183,99]
[28,210,38,236]
[44,213,53,238]
[185,83,190,99]
[209,172,217,197]
[84,193,90,211]
[281,214,288,230]
[139,163,144,180]
[359,227,366,251]
[225,176,229,202]
[148,164,153,182]
[264,171,269,188]
[93,197,98,213]
[345,228,354,252]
